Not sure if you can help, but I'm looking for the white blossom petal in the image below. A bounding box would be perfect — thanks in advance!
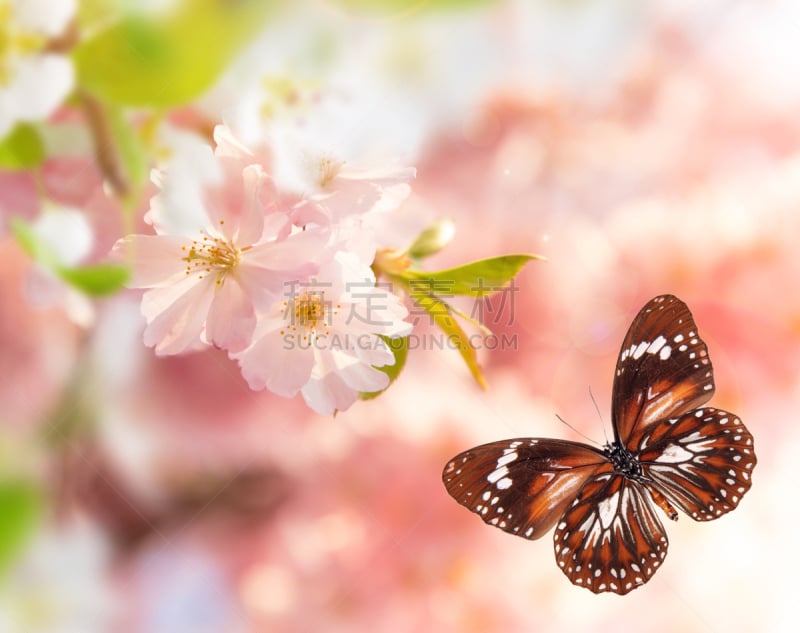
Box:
[13,0,76,37]
[9,55,73,122]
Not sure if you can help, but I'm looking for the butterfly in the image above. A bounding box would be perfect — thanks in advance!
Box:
[442,295,756,594]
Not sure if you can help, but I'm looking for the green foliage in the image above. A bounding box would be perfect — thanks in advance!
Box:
[57,264,130,297]
[360,336,409,400]
[10,218,130,296]
[8,218,44,262]
[379,249,541,389]
[0,481,43,576]
[412,292,487,388]
[405,254,542,297]
[73,0,277,106]
[0,124,46,170]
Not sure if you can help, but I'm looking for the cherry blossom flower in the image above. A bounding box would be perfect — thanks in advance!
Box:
[204,59,416,261]
[271,123,416,266]
[113,126,327,356]
[235,251,412,415]
[0,0,76,138]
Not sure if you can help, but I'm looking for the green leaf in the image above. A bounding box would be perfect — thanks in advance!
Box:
[407,217,455,260]
[0,481,43,575]
[73,0,278,107]
[413,293,487,388]
[0,124,46,169]
[57,263,130,296]
[360,336,409,400]
[8,218,53,265]
[404,253,542,297]
[11,218,130,296]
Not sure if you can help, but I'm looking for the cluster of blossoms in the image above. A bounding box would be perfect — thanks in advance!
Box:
[113,125,414,414]
[0,0,76,138]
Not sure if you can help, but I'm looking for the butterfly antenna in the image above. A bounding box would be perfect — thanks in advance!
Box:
[555,414,599,446]
[588,385,609,444]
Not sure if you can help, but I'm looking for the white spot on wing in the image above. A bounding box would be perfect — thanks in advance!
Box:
[487,465,509,483]
[497,451,518,467]
[596,492,620,529]
[647,336,667,354]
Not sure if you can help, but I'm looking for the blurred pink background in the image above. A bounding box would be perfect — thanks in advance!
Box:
[1,1,798,631]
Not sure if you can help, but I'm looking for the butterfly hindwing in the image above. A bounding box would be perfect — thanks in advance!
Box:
[612,294,715,448]
[442,439,606,540]
[640,407,757,521]
[553,471,668,595]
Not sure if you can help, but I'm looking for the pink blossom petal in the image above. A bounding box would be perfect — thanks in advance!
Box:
[213,124,254,161]
[243,228,327,272]
[112,234,189,288]
[146,151,220,236]
[350,335,395,368]
[330,215,378,265]
[236,329,314,396]
[261,210,290,242]
[370,182,412,214]
[338,290,412,338]
[141,276,215,355]
[234,263,286,309]
[205,278,256,353]
[310,347,391,393]
[289,199,331,228]
[299,350,390,415]
[320,250,373,298]
[319,165,415,219]
[234,164,268,245]
[320,180,380,219]
[336,165,416,186]
[204,161,265,243]
[336,358,391,392]
[301,370,357,415]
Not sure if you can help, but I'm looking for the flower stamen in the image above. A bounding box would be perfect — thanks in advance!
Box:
[281,291,341,342]
[182,232,241,287]
[0,4,47,85]
[318,155,344,188]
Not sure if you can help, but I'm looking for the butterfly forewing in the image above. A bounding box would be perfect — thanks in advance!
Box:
[612,295,715,449]
[442,439,606,540]
[639,407,757,521]
[553,472,668,595]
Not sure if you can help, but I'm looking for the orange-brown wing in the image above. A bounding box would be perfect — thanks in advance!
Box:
[442,439,606,541]
[640,407,757,521]
[553,471,668,595]
[612,295,714,449]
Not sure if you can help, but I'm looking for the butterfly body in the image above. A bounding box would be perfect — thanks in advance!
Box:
[442,295,756,594]
[603,442,646,481]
